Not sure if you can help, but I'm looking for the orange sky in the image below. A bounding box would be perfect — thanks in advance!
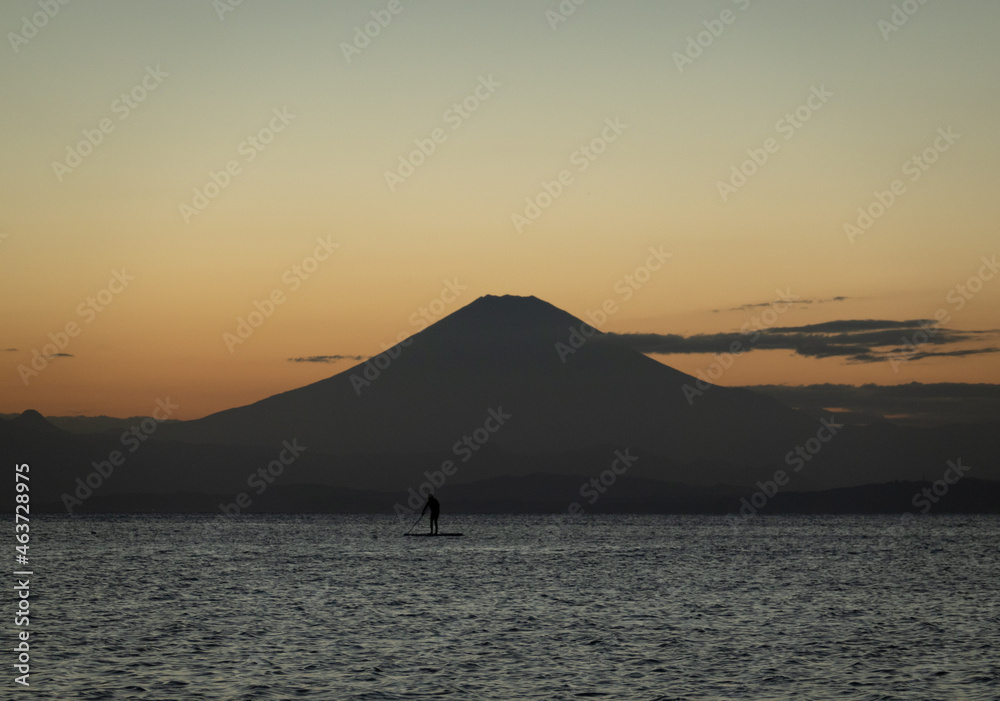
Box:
[1,1,998,419]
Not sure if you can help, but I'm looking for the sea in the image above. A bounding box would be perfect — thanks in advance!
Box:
[15,514,1000,700]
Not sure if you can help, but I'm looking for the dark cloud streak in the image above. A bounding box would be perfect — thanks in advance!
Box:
[597,319,1000,364]
[772,319,933,333]
[714,295,849,313]
[288,355,367,364]
[742,382,1000,426]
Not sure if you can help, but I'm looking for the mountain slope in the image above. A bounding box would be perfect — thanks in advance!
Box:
[160,295,818,468]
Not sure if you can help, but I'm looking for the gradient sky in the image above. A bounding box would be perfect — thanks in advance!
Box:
[2,0,998,419]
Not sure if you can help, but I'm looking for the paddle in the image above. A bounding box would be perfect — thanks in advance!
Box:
[404,511,424,535]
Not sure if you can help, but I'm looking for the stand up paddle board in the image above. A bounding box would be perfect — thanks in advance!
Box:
[404,533,463,537]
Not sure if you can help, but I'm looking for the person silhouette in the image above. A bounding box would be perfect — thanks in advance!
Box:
[422,494,440,535]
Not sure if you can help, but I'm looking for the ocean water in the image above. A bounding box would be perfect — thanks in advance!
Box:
[17,514,1000,700]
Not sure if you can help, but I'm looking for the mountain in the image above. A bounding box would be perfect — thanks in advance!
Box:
[155,294,998,490]
[5,295,998,513]
[160,294,815,465]
[0,411,328,508]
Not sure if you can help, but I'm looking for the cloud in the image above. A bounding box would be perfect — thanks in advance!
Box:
[742,382,1000,426]
[774,319,930,333]
[597,319,1000,365]
[287,355,367,364]
[714,295,850,313]
[904,347,999,361]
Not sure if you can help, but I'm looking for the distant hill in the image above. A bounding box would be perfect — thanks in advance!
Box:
[25,474,1000,515]
[0,412,181,435]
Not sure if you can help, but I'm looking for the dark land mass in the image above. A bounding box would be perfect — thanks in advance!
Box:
[24,476,1000,515]
[4,295,997,514]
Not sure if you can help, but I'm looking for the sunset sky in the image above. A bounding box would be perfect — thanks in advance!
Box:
[2,0,998,420]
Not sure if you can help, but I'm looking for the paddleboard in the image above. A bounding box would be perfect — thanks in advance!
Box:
[404,533,463,537]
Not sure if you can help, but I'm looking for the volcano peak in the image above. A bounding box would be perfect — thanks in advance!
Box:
[429,294,583,334]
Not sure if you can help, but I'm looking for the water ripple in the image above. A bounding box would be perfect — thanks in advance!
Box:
[16,514,1000,699]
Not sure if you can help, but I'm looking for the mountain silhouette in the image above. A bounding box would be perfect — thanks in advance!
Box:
[154,294,999,490]
[159,294,818,468]
[5,295,998,512]
[7,409,62,436]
